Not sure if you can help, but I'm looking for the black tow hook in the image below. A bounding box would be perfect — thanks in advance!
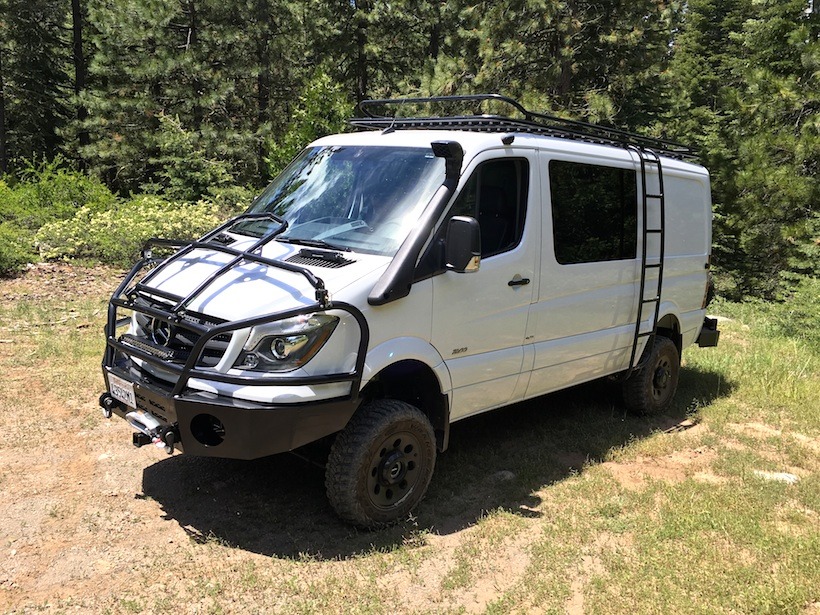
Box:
[160,427,177,455]
[99,393,117,419]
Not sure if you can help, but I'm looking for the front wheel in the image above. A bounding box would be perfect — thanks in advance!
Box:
[622,336,680,415]
[325,399,436,529]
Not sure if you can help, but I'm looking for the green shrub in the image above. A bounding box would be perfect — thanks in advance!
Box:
[0,222,36,276]
[712,274,820,355]
[36,196,242,266]
[1,158,116,230]
[762,275,820,354]
[205,184,257,217]
[266,68,353,176]
[0,159,118,273]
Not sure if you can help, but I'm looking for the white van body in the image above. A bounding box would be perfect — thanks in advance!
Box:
[101,96,718,527]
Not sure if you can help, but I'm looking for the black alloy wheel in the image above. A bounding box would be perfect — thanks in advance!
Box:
[622,335,680,415]
[326,399,436,528]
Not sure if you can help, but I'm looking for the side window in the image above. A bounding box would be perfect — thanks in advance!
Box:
[549,160,637,264]
[450,158,529,258]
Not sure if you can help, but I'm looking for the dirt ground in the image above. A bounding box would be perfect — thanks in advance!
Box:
[0,264,813,614]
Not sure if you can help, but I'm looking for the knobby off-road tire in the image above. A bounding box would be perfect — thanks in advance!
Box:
[622,336,680,415]
[325,399,436,529]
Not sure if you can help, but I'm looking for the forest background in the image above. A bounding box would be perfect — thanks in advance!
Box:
[0,0,817,302]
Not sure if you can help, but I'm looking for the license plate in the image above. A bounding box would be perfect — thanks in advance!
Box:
[108,373,136,409]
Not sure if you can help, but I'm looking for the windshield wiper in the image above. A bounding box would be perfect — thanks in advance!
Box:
[277,237,351,252]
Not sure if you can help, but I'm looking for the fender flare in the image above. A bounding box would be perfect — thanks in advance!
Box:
[362,337,452,397]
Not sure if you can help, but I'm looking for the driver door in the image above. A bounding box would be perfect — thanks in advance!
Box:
[431,151,539,420]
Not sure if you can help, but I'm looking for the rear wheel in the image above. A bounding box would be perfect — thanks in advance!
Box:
[622,336,680,415]
[325,399,436,528]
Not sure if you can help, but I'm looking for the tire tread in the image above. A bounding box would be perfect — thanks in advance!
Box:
[622,336,679,415]
[325,399,435,529]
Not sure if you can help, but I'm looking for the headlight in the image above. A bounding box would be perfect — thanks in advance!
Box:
[232,313,339,372]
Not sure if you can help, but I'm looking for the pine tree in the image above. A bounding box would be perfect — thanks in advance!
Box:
[0,38,8,175]
[82,0,306,195]
[666,0,819,298]
[422,0,680,126]
[0,0,70,167]
[71,0,90,152]
[664,0,749,296]
[729,0,820,295]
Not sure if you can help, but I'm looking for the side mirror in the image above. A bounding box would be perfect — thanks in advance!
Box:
[445,216,481,273]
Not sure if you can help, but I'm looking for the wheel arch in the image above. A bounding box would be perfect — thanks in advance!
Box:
[656,312,682,357]
[360,358,450,452]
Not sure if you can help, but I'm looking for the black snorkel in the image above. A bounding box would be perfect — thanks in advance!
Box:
[367,140,464,306]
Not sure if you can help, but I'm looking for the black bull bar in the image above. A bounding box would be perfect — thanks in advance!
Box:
[101,213,370,458]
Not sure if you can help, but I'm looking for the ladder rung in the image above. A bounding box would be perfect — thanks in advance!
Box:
[646,193,664,199]
[642,296,660,303]
[637,331,654,338]
[646,229,662,234]
[645,263,662,269]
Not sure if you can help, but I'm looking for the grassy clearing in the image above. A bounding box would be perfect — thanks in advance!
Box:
[0,267,818,614]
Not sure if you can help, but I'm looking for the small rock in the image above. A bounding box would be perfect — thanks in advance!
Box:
[492,470,516,482]
[753,470,799,484]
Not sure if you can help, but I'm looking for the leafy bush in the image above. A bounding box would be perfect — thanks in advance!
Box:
[712,274,820,355]
[36,196,244,266]
[1,158,116,230]
[266,68,353,176]
[0,159,118,274]
[0,222,36,276]
[143,113,238,202]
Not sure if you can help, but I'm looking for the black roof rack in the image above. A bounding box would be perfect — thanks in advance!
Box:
[350,94,697,161]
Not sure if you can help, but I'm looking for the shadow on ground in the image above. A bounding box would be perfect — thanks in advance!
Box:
[142,364,731,559]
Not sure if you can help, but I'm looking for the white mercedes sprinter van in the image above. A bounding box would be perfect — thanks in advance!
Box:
[100,95,719,527]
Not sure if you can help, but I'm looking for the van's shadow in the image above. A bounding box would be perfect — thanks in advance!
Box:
[141,365,730,559]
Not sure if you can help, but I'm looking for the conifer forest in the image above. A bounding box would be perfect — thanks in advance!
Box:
[0,0,818,299]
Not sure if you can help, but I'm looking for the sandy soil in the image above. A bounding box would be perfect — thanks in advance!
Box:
[1,264,811,614]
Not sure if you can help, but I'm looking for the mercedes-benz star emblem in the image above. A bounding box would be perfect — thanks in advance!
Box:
[150,318,173,346]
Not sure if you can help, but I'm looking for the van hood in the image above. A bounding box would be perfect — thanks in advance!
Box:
[141,237,388,320]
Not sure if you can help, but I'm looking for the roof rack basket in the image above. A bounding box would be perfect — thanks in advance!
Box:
[350,94,696,161]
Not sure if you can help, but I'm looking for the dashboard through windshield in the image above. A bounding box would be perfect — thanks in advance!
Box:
[240,145,446,256]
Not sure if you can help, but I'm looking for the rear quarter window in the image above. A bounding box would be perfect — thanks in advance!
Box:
[549,160,637,264]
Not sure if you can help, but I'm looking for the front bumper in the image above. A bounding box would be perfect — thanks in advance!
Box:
[102,365,360,459]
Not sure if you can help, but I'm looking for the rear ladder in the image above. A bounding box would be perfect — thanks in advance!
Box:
[627,147,666,375]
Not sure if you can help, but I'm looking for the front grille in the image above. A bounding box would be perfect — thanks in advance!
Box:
[129,295,231,367]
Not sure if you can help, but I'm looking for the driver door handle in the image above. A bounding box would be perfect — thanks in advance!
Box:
[508,277,530,287]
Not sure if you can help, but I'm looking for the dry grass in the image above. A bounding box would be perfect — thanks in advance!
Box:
[0,264,817,614]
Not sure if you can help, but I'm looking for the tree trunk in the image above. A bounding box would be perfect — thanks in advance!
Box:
[428,0,441,60]
[255,0,272,180]
[0,44,7,174]
[71,0,89,154]
[354,0,371,103]
[187,0,203,132]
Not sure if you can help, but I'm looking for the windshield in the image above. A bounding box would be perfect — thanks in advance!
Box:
[240,145,445,256]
